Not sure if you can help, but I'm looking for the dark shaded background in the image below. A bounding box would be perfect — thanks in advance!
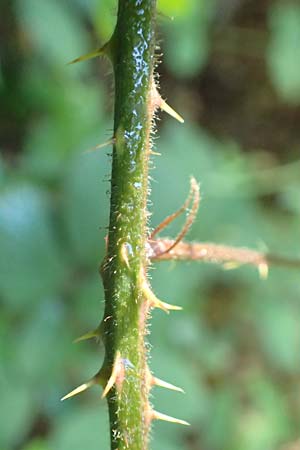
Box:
[1,1,300,449]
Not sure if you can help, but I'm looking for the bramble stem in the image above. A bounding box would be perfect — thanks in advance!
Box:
[100,1,157,449]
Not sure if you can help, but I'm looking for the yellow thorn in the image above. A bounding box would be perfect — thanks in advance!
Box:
[159,98,184,123]
[152,377,184,393]
[84,138,115,154]
[61,379,95,401]
[152,410,190,426]
[73,328,101,344]
[153,298,182,313]
[141,281,182,313]
[151,83,184,123]
[68,42,110,65]
[258,263,269,280]
[149,150,161,156]
[68,49,103,64]
[102,351,122,398]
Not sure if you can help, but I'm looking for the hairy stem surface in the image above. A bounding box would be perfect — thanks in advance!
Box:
[101,1,156,449]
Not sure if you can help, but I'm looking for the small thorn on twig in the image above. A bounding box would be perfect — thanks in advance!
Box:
[159,98,184,123]
[61,379,96,401]
[68,49,103,65]
[102,351,123,398]
[73,326,102,343]
[152,84,184,123]
[152,376,184,393]
[149,150,161,156]
[84,138,115,154]
[68,42,110,65]
[141,279,182,313]
[152,410,190,426]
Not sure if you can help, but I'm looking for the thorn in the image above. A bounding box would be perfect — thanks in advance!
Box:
[152,410,190,426]
[258,262,269,280]
[159,98,184,123]
[68,49,103,65]
[141,280,182,313]
[68,41,110,65]
[73,327,101,344]
[151,297,182,313]
[61,379,95,401]
[84,138,115,154]
[102,351,122,398]
[152,377,184,393]
[152,83,184,123]
[149,150,161,156]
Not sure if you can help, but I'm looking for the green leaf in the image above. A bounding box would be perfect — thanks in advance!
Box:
[267,3,300,104]
[0,377,35,448]
[278,184,300,215]
[0,155,5,188]
[153,124,260,245]
[158,0,195,17]
[15,300,71,385]
[0,185,66,308]
[93,0,118,41]
[73,273,104,329]
[151,348,209,425]
[232,376,291,450]
[17,0,90,70]
[49,405,109,450]
[62,151,109,266]
[20,71,105,182]
[162,2,214,77]
[22,439,50,450]
[255,292,300,372]
[203,387,237,450]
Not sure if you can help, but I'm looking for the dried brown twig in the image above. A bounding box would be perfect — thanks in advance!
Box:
[148,179,300,278]
[149,238,300,278]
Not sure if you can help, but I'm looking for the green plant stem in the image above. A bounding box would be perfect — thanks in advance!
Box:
[100,1,157,449]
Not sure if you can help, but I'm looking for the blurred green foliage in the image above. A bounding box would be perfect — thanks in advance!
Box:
[1,1,300,450]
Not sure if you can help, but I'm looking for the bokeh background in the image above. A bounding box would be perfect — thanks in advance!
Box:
[1,0,300,449]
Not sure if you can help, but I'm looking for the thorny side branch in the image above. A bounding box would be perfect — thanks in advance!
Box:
[148,178,300,278]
